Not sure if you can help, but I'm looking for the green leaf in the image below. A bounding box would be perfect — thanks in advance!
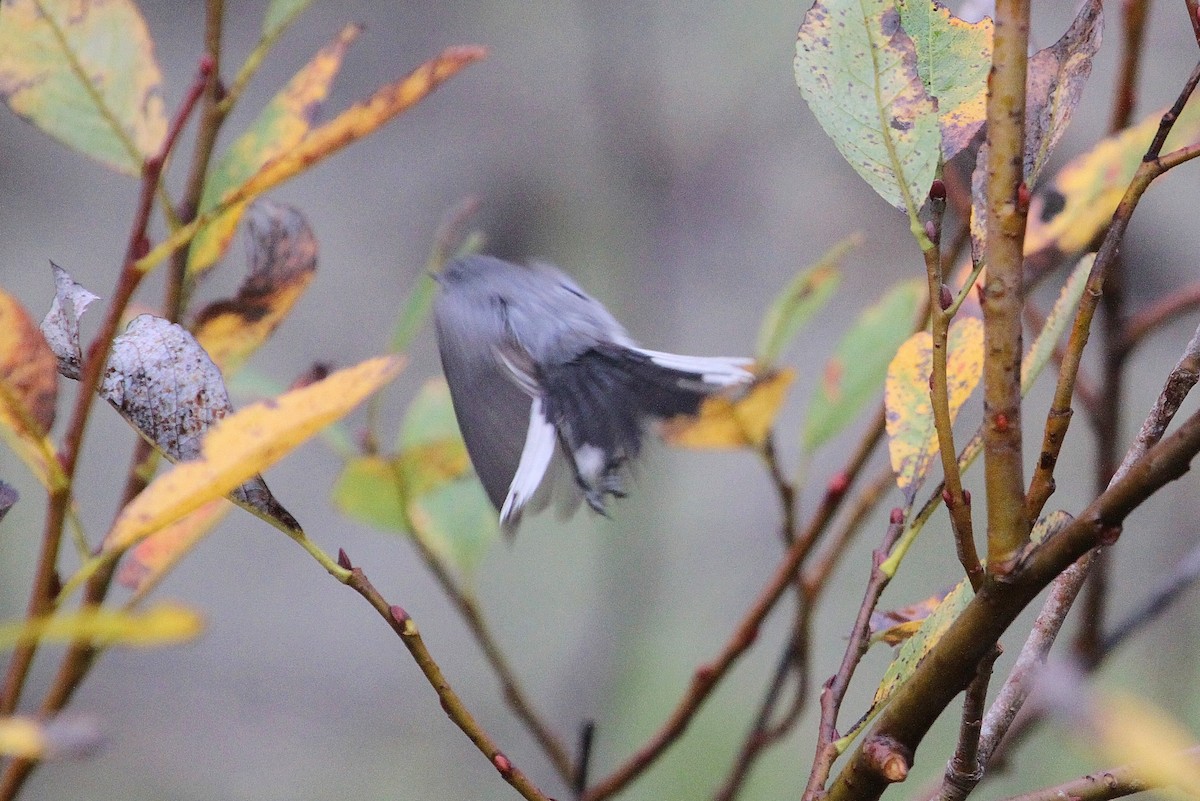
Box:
[795,0,940,212]
[804,278,926,453]
[188,23,361,273]
[409,479,498,578]
[1022,255,1091,393]
[399,377,461,449]
[755,235,854,366]
[0,604,203,649]
[263,0,317,39]
[332,455,407,532]
[896,0,992,161]
[0,0,167,175]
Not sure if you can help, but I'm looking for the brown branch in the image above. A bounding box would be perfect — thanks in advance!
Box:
[1121,281,1200,354]
[340,556,554,801]
[580,410,886,801]
[1026,62,1200,523]
[1109,0,1150,133]
[981,0,1032,575]
[802,513,906,801]
[825,402,1200,801]
[992,745,1200,801]
[936,646,1001,801]
[1189,0,1200,45]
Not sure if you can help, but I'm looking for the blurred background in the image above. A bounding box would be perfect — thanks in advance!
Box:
[3,1,1200,799]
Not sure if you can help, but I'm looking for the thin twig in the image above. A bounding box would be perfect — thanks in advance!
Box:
[1101,536,1200,654]
[802,513,905,801]
[991,745,1200,801]
[1121,281,1200,354]
[341,556,554,801]
[1026,61,1200,522]
[936,646,1001,801]
[1109,0,1150,133]
[580,411,886,801]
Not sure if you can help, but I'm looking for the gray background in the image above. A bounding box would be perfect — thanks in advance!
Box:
[3,2,1200,799]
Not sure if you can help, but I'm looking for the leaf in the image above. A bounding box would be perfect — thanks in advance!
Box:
[1091,694,1200,796]
[795,0,940,212]
[0,0,167,174]
[116,499,232,592]
[970,1,1105,261]
[0,287,61,486]
[1025,98,1200,256]
[408,478,498,577]
[661,369,795,449]
[40,262,98,381]
[104,355,403,553]
[334,378,498,577]
[804,278,927,452]
[227,47,485,225]
[896,0,993,161]
[868,586,953,646]
[1024,0,1103,185]
[755,235,854,366]
[0,604,203,649]
[263,0,316,39]
[0,715,102,760]
[188,24,360,274]
[332,455,406,532]
[869,577,973,713]
[885,317,984,499]
[192,200,318,375]
[1022,255,1091,393]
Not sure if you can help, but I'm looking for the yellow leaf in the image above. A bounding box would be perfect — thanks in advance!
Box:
[240,46,485,197]
[104,356,403,552]
[0,604,203,649]
[117,499,233,593]
[1092,693,1200,797]
[662,369,795,449]
[0,717,45,758]
[0,714,100,760]
[868,586,953,646]
[0,289,63,487]
[188,24,361,273]
[885,318,983,497]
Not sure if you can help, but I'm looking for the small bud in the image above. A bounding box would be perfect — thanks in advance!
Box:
[930,179,947,201]
[939,284,953,310]
[1099,525,1122,546]
[890,507,905,525]
[198,53,216,76]
[1017,182,1031,213]
[924,219,939,244]
[995,412,1010,433]
[695,664,717,684]
[962,489,971,506]
[942,488,954,507]
[827,471,850,499]
[493,752,513,775]
[337,548,352,570]
[390,605,410,626]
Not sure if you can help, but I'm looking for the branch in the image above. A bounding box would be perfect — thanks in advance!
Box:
[802,513,906,801]
[1121,281,1200,355]
[580,411,886,801]
[1026,61,1200,522]
[981,0,1032,574]
[340,554,554,801]
[1109,0,1150,133]
[991,746,1200,801]
[936,647,1001,801]
[825,403,1200,801]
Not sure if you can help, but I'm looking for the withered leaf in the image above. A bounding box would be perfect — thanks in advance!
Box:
[192,200,317,375]
[40,263,99,380]
[0,288,57,433]
[42,267,297,530]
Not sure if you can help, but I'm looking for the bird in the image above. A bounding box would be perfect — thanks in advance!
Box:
[433,254,753,535]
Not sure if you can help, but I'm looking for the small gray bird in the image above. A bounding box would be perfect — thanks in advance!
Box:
[433,255,753,534]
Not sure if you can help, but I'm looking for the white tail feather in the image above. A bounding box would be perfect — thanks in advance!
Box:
[633,348,754,386]
[500,397,557,534]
